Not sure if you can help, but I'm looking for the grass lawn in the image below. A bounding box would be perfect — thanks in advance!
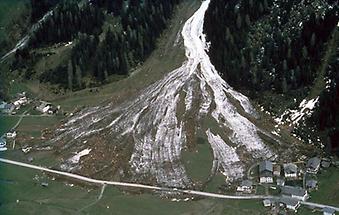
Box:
[309,167,339,207]
[0,116,20,136]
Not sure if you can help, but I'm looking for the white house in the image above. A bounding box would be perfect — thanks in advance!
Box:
[283,163,298,178]
[6,130,17,139]
[259,161,273,183]
[237,180,253,193]
[0,137,7,152]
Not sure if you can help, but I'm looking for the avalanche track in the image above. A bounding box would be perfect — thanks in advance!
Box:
[52,0,277,188]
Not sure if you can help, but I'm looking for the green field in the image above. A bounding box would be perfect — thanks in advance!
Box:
[0,0,28,40]
[0,116,19,136]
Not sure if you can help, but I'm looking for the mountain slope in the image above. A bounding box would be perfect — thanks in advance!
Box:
[49,0,298,189]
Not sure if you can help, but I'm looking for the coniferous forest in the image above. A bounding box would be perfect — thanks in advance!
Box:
[15,0,180,90]
[205,0,339,153]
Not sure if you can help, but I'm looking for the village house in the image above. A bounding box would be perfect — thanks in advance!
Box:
[322,207,336,215]
[36,101,57,115]
[0,103,15,114]
[259,160,273,183]
[307,157,321,173]
[281,186,309,201]
[237,180,253,193]
[0,137,7,152]
[263,199,273,207]
[280,198,300,212]
[283,163,298,178]
[6,129,17,139]
[306,179,318,190]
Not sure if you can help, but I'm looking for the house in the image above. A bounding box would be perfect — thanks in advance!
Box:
[259,160,273,183]
[237,180,253,193]
[1,103,15,114]
[6,129,17,139]
[307,157,321,173]
[276,178,285,186]
[306,179,318,190]
[283,163,298,178]
[0,137,7,152]
[263,199,273,207]
[41,182,49,187]
[280,198,300,211]
[322,207,336,215]
[273,165,281,177]
[36,101,53,114]
[281,186,309,201]
[321,160,331,168]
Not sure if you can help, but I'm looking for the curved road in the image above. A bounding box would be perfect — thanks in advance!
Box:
[1,158,339,212]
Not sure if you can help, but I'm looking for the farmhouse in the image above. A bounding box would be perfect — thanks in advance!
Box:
[281,186,309,201]
[259,160,273,183]
[283,163,298,178]
[307,157,321,173]
[237,180,253,193]
[280,198,300,211]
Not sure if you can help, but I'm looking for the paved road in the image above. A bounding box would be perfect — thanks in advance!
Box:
[1,158,339,212]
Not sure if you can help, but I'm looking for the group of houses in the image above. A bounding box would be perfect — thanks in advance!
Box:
[0,92,29,115]
[236,157,335,214]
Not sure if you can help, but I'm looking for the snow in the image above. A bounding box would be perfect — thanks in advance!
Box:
[69,148,92,164]
[275,97,319,125]
[55,0,275,187]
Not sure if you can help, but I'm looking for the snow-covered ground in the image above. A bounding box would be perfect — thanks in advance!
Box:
[53,0,274,187]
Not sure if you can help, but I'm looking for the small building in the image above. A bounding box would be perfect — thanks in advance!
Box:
[1,103,15,114]
[259,160,273,183]
[6,129,17,139]
[41,182,49,187]
[307,157,321,173]
[283,163,298,178]
[321,160,331,168]
[0,137,7,152]
[237,180,253,193]
[36,101,54,114]
[263,199,273,207]
[306,179,318,190]
[273,165,281,177]
[322,207,336,215]
[280,198,300,211]
[276,178,285,186]
[281,186,309,201]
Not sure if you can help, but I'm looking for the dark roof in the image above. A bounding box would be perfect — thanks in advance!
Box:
[281,186,307,197]
[280,198,299,207]
[307,157,321,169]
[241,180,253,187]
[259,160,273,173]
[306,179,317,188]
[0,137,6,145]
[283,163,298,174]
[322,207,335,213]
[321,161,331,168]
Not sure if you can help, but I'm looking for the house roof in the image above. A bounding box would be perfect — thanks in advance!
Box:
[306,179,317,188]
[281,186,307,197]
[307,157,321,169]
[280,198,299,207]
[283,163,298,174]
[0,137,6,146]
[259,160,273,173]
[241,180,253,187]
[322,207,335,213]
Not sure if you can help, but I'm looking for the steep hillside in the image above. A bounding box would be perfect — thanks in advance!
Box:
[205,0,339,154]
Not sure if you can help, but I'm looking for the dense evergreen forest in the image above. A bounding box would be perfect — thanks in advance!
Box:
[16,0,180,90]
[205,0,339,153]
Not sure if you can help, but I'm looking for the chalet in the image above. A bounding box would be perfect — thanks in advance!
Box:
[280,198,300,211]
[322,207,336,215]
[273,165,281,177]
[36,101,54,114]
[306,179,318,190]
[283,163,298,178]
[259,160,273,183]
[281,186,309,201]
[307,157,321,173]
[237,180,253,193]
[1,103,15,114]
